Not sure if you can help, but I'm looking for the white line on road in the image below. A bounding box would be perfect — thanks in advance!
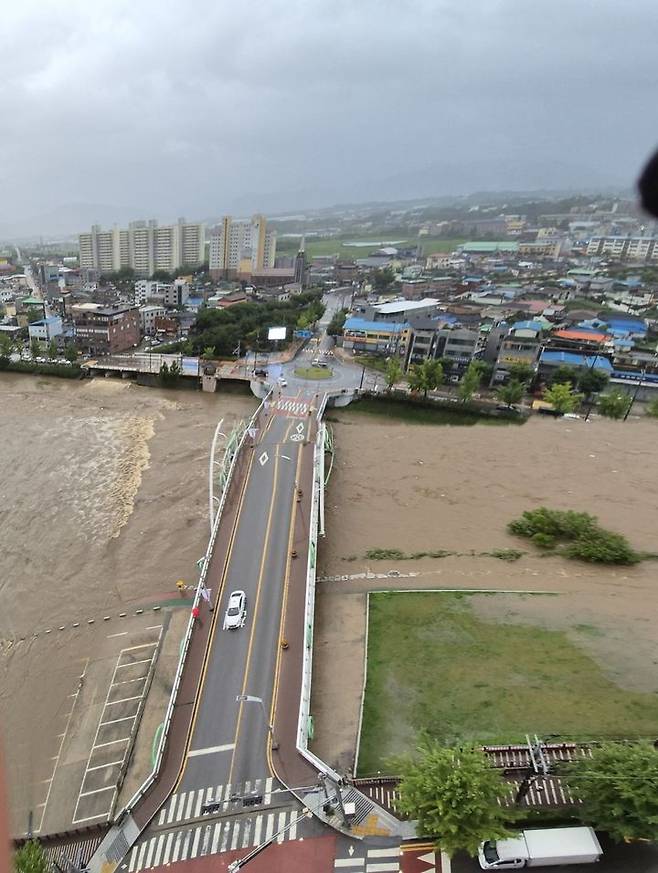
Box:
[368,849,400,858]
[116,658,151,669]
[99,714,136,726]
[230,822,240,851]
[190,827,202,858]
[79,785,115,798]
[211,822,222,854]
[365,864,399,872]
[335,861,365,868]
[107,632,128,639]
[265,812,275,842]
[105,695,143,706]
[187,743,235,757]
[162,832,174,866]
[276,811,287,843]
[253,814,263,846]
[86,760,124,772]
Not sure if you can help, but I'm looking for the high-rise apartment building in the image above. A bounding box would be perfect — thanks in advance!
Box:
[208,214,277,279]
[79,219,205,276]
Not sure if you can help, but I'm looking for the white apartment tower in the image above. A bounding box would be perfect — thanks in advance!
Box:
[79,218,205,276]
[209,214,277,278]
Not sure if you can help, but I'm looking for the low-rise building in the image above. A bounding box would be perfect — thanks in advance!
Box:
[342,317,410,355]
[28,316,64,344]
[72,303,140,355]
[493,321,543,382]
[139,304,166,335]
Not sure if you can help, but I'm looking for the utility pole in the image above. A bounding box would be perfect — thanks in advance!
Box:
[623,366,646,421]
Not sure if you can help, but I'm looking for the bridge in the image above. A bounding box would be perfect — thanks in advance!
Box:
[74,297,402,873]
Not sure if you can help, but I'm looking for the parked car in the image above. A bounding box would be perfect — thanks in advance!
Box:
[278,376,288,387]
[223,590,247,630]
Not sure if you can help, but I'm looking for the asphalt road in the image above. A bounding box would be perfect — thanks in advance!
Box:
[176,411,306,796]
[452,837,658,873]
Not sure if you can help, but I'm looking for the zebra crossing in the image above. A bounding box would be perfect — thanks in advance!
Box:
[275,398,309,417]
[156,778,274,826]
[128,805,303,872]
[334,844,401,871]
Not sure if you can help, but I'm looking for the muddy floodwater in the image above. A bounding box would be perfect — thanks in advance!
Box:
[0,374,256,831]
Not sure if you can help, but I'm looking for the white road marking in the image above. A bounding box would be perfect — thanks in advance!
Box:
[368,849,400,858]
[128,847,138,873]
[335,861,364,869]
[190,827,202,858]
[265,812,275,842]
[135,842,148,872]
[230,822,240,850]
[86,760,124,772]
[365,864,399,872]
[253,814,263,845]
[79,786,115,798]
[220,821,231,853]
[94,737,130,749]
[99,715,136,726]
[105,695,143,705]
[180,829,192,861]
[187,743,235,757]
[194,791,204,818]
[162,832,174,866]
[107,632,128,639]
[276,812,287,843]
[151,834,165,868]
[116,658,151,669]
[264,777,273,804]
[185,791,195,819]
[241,818,252,848]
[211,821,222,854]
[171,831,183,863]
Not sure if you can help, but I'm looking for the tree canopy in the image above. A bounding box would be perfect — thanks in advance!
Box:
[385,356,403,390]
[578,368,609,396]
[597,389,631,420]
[397,742,513,857]
[458,361,484,403]
[496,379,524,408]
[188,292,324,357]
[14,841,49,873]
[543,381,581,414]
[562,743,658,843]
[408,358,443,398]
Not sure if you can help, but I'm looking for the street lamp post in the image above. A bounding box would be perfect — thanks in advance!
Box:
[235,694,278,749]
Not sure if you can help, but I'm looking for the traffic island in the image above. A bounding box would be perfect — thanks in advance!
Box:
[293,367,333,380]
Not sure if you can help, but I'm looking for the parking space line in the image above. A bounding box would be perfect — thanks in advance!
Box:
[99,714,136,726]
[145,625,162,631]
[112,676,147,687]
[86,760,124,772]
[121,642,158,653]
[107,632,128,639]
[105,695,143,705]
[79,786,115,798]
[94,737,130,749]
[116,658,151,669]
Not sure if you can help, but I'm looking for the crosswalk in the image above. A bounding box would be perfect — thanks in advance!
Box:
[334,845,401,872]
[156,778,274,826]
[276,398,309,417]
[128,805,303,872]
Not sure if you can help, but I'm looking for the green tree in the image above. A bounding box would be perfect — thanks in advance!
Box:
[385,356,403,391]
[458,361,483,403]
[597,389,631,420]
[408,358,443,398]
[47,338,58,361]
[372,267,396,293]
[14,840,49,873]
[496,379,524,408]
[562,743,658,842]
[150,269,172,282]
[26,308,42,324]
[543,382,581,414]
[578,368,609,397]
[327,308,347,337]
[550,364,578,386]
[30,337,41,360]
[0,332,12,368]
[64,344,78,363]
[507,363,535,384]
[202,346,216,360]
[397,742,513,857]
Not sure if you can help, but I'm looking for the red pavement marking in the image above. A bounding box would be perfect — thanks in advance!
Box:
[401,842,442,873]
[153,834,337,873]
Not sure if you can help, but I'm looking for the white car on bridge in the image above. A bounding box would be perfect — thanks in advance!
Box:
[223,590,247,629]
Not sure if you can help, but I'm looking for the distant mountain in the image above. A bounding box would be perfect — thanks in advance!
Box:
[0,202,143,241]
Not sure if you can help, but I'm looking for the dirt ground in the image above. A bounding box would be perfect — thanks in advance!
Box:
[311,413,658,773]
[0,375,256,834]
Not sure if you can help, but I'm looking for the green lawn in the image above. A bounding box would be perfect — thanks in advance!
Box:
[294,366,333,380]
[337,396,523,426]
[276,236,467,261]
[357,592,658,775]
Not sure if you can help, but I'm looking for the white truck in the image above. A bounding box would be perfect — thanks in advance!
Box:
[478,826,603,869]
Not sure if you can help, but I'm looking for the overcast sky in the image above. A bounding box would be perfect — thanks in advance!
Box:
[1,0,658,233]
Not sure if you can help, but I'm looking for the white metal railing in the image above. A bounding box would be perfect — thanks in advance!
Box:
[295,418,341,784]
[116,393,269,820]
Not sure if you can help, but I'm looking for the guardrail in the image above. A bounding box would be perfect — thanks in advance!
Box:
[115,393,270,821]
[295,409,341,784]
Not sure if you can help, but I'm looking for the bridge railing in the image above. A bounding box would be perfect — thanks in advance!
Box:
[115,393,270,821]
[295,414,341,783]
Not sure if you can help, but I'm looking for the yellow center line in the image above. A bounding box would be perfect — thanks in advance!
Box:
[266,442,303,779]
[228,447,282,785]
[172,414,274,791]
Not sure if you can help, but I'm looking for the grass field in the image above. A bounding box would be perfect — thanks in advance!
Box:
[294,366,333,380]
[357,592,658,775]
[276,236,467,260]
[334,396,523,426]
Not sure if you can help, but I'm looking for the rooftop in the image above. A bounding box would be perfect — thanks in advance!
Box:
[541,350,613,371]
[553,329,609,343]
[374,298,439,314]
[344,317,409,334]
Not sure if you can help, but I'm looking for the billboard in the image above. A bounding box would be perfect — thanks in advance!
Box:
[268,326,287,341]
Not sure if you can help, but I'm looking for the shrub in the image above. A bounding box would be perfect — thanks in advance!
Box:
[509,507,640,565]
[531,532,556,549]
[366,548,406,560]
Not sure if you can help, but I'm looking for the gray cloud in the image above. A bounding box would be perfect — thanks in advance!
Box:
[1,0,657,235]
